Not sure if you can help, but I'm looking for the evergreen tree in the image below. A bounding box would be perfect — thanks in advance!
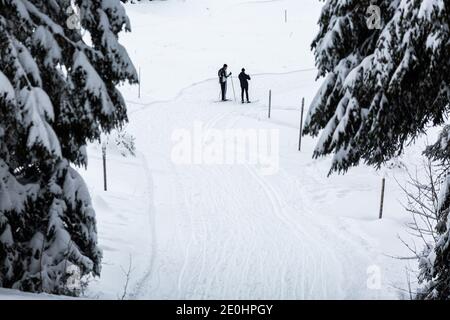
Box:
[304,0,449,298]
[0,0,137,294]
[420,128,450,299]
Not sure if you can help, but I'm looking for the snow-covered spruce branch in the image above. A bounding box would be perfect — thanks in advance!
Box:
[304,0,449,299]
[0,0,137,295]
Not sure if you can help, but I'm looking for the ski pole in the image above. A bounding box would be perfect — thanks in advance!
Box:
[230,75,237,103]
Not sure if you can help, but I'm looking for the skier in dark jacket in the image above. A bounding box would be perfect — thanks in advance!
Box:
[238,68,251,103]
[218,64,232,101]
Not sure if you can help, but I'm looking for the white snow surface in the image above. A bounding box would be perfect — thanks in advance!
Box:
[1,0,432,300]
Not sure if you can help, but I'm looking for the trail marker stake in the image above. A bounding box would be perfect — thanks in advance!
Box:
[268,90,272,118]
[298,98,305,151]
[379,177,386,219]
[102,144,107,192]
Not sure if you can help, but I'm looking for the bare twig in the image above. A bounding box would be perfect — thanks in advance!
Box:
[119,255,133,300]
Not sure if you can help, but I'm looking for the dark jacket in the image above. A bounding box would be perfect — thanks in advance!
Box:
[218,68,230,83]
[239,72,251,87]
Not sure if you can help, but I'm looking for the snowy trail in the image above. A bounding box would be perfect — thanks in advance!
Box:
[82,0,414,300]
[126,74,385,299]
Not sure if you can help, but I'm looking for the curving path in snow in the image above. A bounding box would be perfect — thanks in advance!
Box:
[125,71,406,299]
[81,0,414,300]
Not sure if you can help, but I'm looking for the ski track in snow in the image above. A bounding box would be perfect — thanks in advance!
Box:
[101,0,413,300]
[125,73,388,299]
[128,153,157,299]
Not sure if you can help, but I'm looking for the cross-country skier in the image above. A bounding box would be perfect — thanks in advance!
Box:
[238,68,251,103]
[218,64,232,101]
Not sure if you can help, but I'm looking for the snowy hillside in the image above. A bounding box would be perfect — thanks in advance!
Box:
[66,0,431,299]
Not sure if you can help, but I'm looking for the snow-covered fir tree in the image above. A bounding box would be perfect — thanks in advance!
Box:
[0,0,137,295]
[421,127,450,299]
[303,0,449,299]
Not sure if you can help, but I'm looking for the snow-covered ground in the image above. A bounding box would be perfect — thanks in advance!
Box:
[0,288,74,300]
[84,0,424,300]
[0,0,431,300]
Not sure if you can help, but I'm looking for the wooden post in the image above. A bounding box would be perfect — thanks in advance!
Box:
[102,144,107,191]
[138,67,141,99]
[298,98,305,151]
[379,177,385,219]
[268,90,272,118]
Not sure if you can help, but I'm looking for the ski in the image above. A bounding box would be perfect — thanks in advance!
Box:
[240,100,260,104]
